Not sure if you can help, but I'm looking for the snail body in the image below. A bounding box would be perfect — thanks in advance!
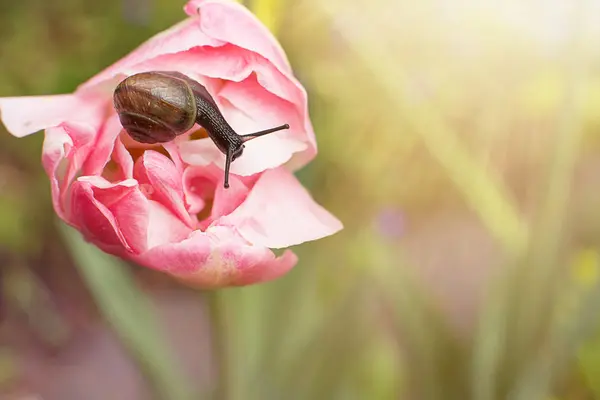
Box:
[113,71,290,188]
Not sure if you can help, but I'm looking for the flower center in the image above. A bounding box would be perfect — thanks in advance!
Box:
[188,127,209,141]
[128,145,171,164]
[186,175,215,223]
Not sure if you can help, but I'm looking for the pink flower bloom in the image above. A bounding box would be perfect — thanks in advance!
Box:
[0,0,342,288]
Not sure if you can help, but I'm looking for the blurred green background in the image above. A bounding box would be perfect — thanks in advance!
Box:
[2,0,600,399]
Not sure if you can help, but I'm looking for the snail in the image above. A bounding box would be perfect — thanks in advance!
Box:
[113,71,290,188]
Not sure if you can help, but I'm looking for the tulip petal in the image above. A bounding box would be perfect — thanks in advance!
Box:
[182,162,218,215]
[146,199,193,249]
[134,226,297,288]
[132,45,299,104]
[71,176,192,255]
[181,164,250,229]
[162,142,185,174]
[42,122,102,220]
[212,77,308,175]
[134,150,196,228]
[178,135,306,178]
[210,168,250,220]
[184,0,292,74]
[112,138,135,180]
[82,113,124,177]
[71,177,150,254]
[134,230,211,274]
[221,167,343,248]
[42,126,76,220]
[70,178,140,254]
[0,93,106,138]
[177,138,221,171]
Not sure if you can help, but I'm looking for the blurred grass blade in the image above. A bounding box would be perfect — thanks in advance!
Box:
[206,287,261,400]
[3,266,71,348]
[58,222,194,400]
[473,1,591,398]
[313,1,527,257]
[279,282,374,400]
[374,256,468,400]
[356,226,468,400]
[470,272,512,400]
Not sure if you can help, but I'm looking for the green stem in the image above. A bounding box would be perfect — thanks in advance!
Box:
[206,289,234,400]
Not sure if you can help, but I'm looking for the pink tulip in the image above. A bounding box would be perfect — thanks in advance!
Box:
[0,0,342,287]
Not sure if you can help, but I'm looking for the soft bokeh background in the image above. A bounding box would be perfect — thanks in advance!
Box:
[1,0,600,399]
